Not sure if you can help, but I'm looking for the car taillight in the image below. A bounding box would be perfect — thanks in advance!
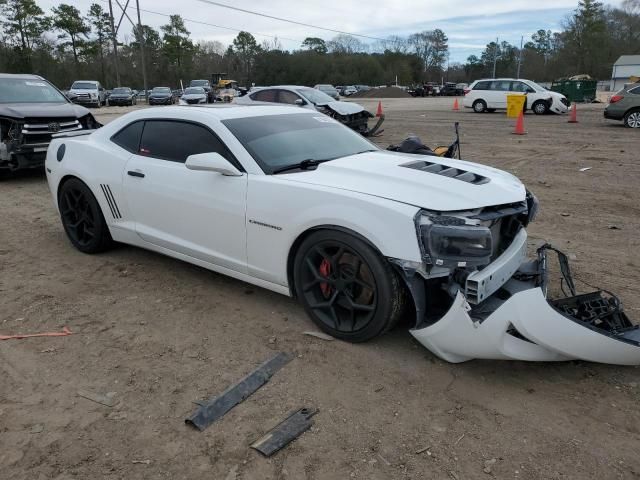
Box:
[609,95,623,103]
[463,89,471,95]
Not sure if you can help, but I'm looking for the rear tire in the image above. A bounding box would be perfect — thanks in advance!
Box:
[473,100,487,113]
[623,110,640,128]
[58,178,113,254]
[532,100,548,115]
[293,230,405,343]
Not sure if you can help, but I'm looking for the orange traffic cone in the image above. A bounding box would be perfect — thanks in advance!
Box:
[513,110,526,135]
[453,98,460,111]
[376,101,383,117]
[568,103,578,123]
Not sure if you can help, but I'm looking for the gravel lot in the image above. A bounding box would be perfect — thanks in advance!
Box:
[1,97,640,480]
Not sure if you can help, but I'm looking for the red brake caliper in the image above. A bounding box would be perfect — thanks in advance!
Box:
[319,259,332,298]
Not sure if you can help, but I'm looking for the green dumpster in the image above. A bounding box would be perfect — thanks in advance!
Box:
[550,79,597,103]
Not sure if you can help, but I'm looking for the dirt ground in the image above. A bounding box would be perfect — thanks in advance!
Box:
[1,97,640,480]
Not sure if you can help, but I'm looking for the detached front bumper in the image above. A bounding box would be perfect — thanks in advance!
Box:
[407,232,640,365]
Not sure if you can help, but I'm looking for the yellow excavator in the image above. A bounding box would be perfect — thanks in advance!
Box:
[211,73,238,102]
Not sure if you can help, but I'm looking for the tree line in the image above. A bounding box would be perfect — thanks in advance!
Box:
[0,0,638,90]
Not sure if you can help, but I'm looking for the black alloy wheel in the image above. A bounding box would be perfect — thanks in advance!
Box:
[294,230,405,342]
[58,178,113,253]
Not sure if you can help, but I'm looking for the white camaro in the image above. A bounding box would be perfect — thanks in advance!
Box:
[45,105,640,365]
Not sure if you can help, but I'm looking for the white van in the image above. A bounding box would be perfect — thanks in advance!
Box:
[463,78,569,115]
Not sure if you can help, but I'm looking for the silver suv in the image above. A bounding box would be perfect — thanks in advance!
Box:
[69,80,107,108]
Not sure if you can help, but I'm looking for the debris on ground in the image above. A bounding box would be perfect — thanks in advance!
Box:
[579,167,592,172]
[30,424,44,434]
[302,331,335,341]
[77,390,117,407]
[608,225,621,230]
[483,458,497,474]
[186,352,292,431]
[415,446,431,454]
[0,326,72,341]
[251,407,317,456]
[132,460,151,465]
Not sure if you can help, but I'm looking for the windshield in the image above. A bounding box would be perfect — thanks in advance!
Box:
[112,87,131,94]
[190,80,208,87]
[297,88,335,105]
[152,87,171,93]
[184,87,204,95]
[71,82,97,90]
[222,113,378,174]
[0,78,68,104]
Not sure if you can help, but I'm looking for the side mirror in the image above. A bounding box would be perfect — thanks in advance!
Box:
[185,152,243,176]
[295,98,305,106]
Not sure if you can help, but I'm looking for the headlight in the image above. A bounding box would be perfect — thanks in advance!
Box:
[417,213,493,268]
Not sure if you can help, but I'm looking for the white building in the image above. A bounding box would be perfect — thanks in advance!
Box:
[611,55,640,91]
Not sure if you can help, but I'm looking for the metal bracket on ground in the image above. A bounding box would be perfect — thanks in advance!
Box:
[185,352,292,431]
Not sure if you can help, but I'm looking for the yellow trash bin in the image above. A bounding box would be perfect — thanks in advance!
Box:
[506,94,526,118]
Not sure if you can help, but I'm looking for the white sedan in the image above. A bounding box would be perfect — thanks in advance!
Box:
[45,105,640,365]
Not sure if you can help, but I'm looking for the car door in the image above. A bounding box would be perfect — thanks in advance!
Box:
[509,81,530,109]
[250,89,278,104]
[488,80,511,108]
[122,119,248,273]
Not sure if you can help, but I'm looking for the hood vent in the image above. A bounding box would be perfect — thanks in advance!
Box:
[400,160,490,185]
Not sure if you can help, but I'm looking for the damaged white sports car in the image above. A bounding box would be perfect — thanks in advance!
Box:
[45,105,640,365]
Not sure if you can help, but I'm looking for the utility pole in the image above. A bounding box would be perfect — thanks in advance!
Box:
[516,36,523,79]
[492,37,499,78]
[135,0,148,101]
[107,0,148,100]
[107,0,120,86]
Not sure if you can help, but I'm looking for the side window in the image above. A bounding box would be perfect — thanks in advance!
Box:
[250,89,277,102]
[629,86,640,95]
[473,81,491,90]
[139,120,234,164]
[491,81,511,91]
[111,120,144,153]
[277,90,302,104]
[510,81,527,92]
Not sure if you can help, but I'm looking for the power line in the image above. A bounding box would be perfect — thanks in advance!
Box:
[193,0,387,42]
[95,0,301,43]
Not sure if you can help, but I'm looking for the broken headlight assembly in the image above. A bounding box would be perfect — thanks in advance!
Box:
[417,212,493,268]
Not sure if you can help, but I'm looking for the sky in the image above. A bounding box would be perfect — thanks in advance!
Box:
[36,0,622,62]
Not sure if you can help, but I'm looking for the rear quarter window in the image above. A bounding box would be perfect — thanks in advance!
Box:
[629,86,640,95]
[111,121,144,153]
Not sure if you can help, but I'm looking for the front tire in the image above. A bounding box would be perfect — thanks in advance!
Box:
[532,100,548,115]
[293,230,404,343]
[473,100,487,113]
[624,110,640,128]
[58,178,113,254]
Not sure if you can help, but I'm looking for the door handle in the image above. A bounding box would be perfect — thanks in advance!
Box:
[127,170,145,178]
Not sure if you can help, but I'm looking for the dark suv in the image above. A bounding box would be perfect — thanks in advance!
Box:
[0,73,100,173]
[604,84,640,128]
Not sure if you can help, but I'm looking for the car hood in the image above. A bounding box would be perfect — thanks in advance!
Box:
[150,93,171,97]
[316,101,367,115]
[110,93,132,98]
[280,151,526,211]
[0,102,91,119]
[182,94,206,100]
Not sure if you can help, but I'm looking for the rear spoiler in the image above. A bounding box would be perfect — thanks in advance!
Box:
[52,129,98,139]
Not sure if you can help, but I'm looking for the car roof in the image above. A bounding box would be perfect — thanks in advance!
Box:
[121,104,312,121]
[0,73,45,80]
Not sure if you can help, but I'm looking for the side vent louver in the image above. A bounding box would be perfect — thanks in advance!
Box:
[401,160,490,185]
[100,184,121,219]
